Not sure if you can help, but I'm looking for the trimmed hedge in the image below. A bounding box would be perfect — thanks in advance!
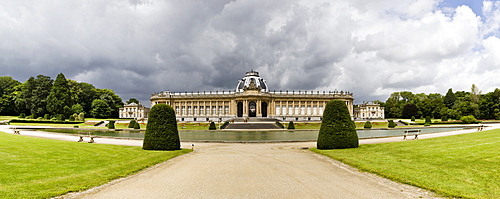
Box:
[317,100,359,149]
[388,120,397,128]
[108,120,115,129]
[220,121,230,129]
[128,120,136,128]
[209,122,217,130]
[364,121,372,129]
[275,121,284,129]
[287,121,295,129]
[143,104,180,150]
[8,119,82,124]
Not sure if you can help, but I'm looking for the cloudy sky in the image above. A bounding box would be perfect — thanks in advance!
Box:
[1,0,500,105]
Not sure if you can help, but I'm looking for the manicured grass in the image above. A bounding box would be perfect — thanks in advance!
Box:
[0,132,190,199]
[354,121,389,129]
[311,129,500,199]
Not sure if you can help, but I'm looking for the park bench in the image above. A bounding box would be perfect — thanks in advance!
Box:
[13,128,20,135]
[78,132,96,143]
[403,129,420,140]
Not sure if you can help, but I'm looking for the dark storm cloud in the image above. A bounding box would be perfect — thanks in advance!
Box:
[1,0,500,105]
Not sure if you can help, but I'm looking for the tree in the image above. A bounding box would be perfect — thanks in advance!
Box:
[287,121,295,129]
[317,100,358,149]
[461,115,476,124]
[47,73,73,118]
[143,104,180,150]
[402,104,418,119]
[0,76,21,115]
[17,75,53,117]
[90,99,111,118]
[71,104,84,115]
[444,88,456,108]
[96,89,124,118]
[126,98,140,104]
[76,82,98,117]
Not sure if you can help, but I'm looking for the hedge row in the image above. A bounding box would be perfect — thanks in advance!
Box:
[8,119,82,124]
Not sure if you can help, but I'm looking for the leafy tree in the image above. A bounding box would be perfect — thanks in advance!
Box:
[17,75,53,117]
[317,100,358,149]
[47,73,73,118]
[143,104,180,150]
[444,88,456,108]
[364,121,372,128]
[71,104,84,115]
[96,89,124,118]
[402,104,418,119]
[90,99,111,118]
[126,98,140,104]
[0,76,21,115]
[209,122,216,130]
[287,121,295,129]
[76,82,98,116]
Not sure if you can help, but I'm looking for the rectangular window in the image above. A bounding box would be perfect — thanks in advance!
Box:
[301,105,305,115]
[282,106,287,115]
[187,106,192,115]
[175,106,180,115]
[181,106,186,115]
[319,106,323,115]
[206,106,210,115]
[194,106,198,115]
[200,106,204,115]
[288,106,293,115]
[224,106,229,114]
[307,105,311,115]
[212,106,216,115]
[294,105,299,115]
[313,105,317,115]
[276,105,280,115]
[218,106,223,115]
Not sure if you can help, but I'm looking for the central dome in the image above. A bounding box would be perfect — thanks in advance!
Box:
[236,70,269,93]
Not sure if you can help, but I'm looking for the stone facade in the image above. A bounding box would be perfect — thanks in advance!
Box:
[150,71,354,122]
[354,101,384,119]
[119,102,150,120]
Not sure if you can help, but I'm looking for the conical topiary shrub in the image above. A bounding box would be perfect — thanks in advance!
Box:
[288,121,295,129]
[143,104,180,150]
[108,120,115,129]
[364,121,372,129]
[209,122,217,130]
[134,122,140,129]
[388,120,397,128]
[317,100,359,149]
[128,120,136,128]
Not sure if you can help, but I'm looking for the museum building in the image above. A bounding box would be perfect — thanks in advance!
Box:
[150,70,354,122]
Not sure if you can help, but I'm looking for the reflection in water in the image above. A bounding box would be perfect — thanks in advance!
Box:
[40,127,463,142]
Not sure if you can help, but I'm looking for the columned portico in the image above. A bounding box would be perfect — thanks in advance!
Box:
[150,70,354,121]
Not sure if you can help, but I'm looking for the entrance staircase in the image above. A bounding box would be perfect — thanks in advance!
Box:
[224,118,283,130]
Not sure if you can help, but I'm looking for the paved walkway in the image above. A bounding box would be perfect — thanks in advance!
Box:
[1,124,497,198]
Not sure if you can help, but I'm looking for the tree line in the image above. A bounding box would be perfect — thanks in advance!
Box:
[381,85,500,120]
[0,73,123,119]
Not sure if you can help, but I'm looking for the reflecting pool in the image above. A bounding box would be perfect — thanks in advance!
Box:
[40,127,464,142]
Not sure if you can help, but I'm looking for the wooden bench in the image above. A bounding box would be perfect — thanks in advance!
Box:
[403,129,420,140]
[78,132,95,143]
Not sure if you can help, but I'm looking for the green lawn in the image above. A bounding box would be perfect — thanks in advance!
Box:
[311,129,500,199]
[0,132,190,199]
